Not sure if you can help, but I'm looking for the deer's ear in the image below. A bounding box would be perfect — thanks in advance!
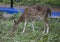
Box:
[14,20,16,23]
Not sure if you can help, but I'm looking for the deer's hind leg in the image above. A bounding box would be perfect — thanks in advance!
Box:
[31,21,35,32]
[43,18,49,34]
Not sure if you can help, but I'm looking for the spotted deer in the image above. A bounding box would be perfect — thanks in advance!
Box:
[12,5,51,34]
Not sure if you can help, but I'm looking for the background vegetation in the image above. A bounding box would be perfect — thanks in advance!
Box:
[0,0,60,42]
[0,0,60,7]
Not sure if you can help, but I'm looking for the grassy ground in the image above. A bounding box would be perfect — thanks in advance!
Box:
[0,12,60,42]
[0,1,60,42]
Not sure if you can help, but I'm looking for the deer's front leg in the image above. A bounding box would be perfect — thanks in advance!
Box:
[46,23,49,34]
[22,19,27,33]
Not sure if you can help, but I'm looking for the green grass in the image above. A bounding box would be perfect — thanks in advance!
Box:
[0,13,60,42]
[0,1,60,42]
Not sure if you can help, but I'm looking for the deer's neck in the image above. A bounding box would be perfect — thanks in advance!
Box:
[15,14,24,25]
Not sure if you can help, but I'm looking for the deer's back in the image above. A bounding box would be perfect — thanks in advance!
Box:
[24,5,50,20]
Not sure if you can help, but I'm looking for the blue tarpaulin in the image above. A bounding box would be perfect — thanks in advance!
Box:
[0,7,60,18]
[51,11,60,18]
[0,7,24,14]
[51,11,60,16]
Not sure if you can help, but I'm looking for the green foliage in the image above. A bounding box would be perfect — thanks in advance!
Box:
[19,0,60,7]
[0,0,60,7]
[3,0,9,4]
